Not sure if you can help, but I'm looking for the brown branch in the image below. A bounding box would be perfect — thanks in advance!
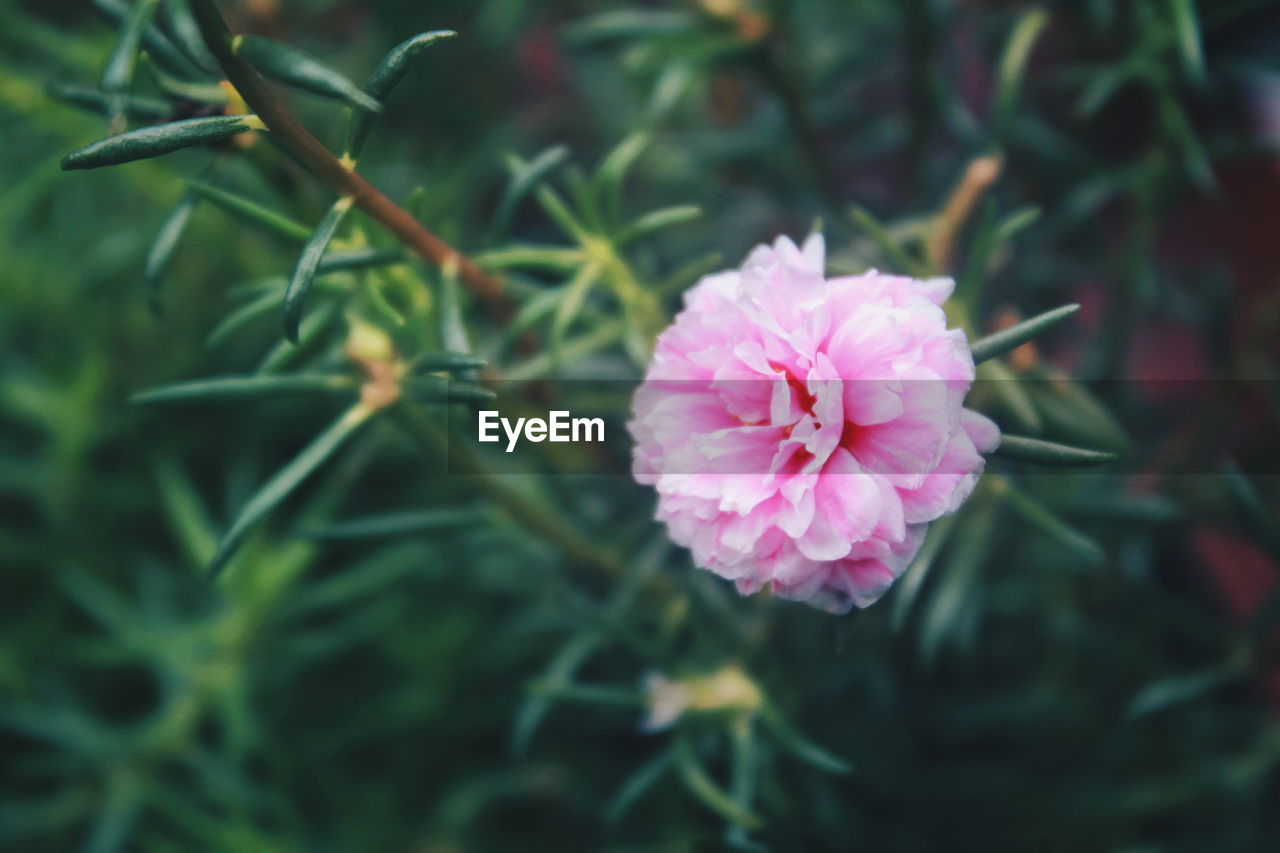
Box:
[190,0,510,321]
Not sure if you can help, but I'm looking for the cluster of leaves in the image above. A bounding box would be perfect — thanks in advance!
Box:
[3,0,1279,850]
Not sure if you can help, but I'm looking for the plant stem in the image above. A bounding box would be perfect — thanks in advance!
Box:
[189,0,510,321]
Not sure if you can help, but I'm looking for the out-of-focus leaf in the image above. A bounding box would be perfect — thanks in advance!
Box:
[404,376,495,405]
[98,0,166,132]
[992,8,1049,144]
[317,247,406,274]
[413,351,487,373]
[284,197,354,342]
[60,115,262,170]
[971,304,1081,364]
[513,635,601,757]
[185,180,311,241]
[131,374,356,405]
[145,190,201,314]
[759,703,853,774]
[475,245,585,272]
[892,511,960,630]
[980,359,1043,433]
[47,83,169,120]
[674,732,763,830]
[233,35,381,113]
[159,0,220,74]
[208,403,376,578]
[491,146,571,241]
[956,199,999,302]
[345,30,456,159]
[593,132,649,224]
[920,498,997,665]
[1127,665,1242,719]
[615,205,702,246]
[552,263,602,364]
[1003,483,1106,565]
[606,749,676,824]
[1168,0,1206,84]
[308,508,482,540]
[849,204,928,277]
[563,10,698,44]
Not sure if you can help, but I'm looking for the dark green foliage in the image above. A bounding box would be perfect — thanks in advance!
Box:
[4,1,1280,851]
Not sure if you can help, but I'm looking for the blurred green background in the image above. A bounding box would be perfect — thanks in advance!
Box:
[3,0,1280,850]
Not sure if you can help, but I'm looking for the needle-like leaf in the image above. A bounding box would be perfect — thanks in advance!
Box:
[208,403,375,578]
[144,190,201,315]
[233,34,382,113]
[994,435,1119,467]
[131,374,357,405]
[61,115,263,170]
[344,30,456,159]
[284,197,354,342]
[185,180,311,241]
[970,304,1081,364]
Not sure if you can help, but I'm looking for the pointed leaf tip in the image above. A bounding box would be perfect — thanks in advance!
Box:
[234,34,382,113]
[970,303,1081,364]
[993,434,1118,467]
[283,197,354,343]
[61,115,259,170]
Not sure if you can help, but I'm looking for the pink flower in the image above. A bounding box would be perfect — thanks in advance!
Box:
[628,234,1000,613]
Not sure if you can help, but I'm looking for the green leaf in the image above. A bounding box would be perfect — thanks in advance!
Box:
[1168,0,1207,84]
[535,185,592,243]
[475,244,585,272]
[208,403,375,578]
[1002,484,1105,565]
[405,376,495,405]
[563,10,697,44]
[61,114,262,170]
[95,0,204,85]
[185,180,311,241]
[980,359,1043,433]
[995,205,1041,243]
[131,374,357,405]
[144,190,201,315]
[513,635,600,757]
[849,204,928,277]
[437,259,471,355]
[344,30,456,158]
[307,508,481,540]
[284,197,354,342]
[759,703,853,775]
[606,750,676,824]
[891,511,960,631]
[206,288,285,348]
[992,7,1049,144]
[993,434,1119,467]
[47,83,170,121]
[970,304,1081,364]
[593,132,650,225]
[412,351,488,372]
[615,205,702,246]
[233,34,382,113]
[491,146,571,241]
[1127,666,1240,719]
[98,0,166,132]
[1224,465,1280,565]
[551,264,602,364]
[674,732,763,830]
[956,199,999,303]
[317,247,406,274]
[159,0,220,75]
[920,498,996,665]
